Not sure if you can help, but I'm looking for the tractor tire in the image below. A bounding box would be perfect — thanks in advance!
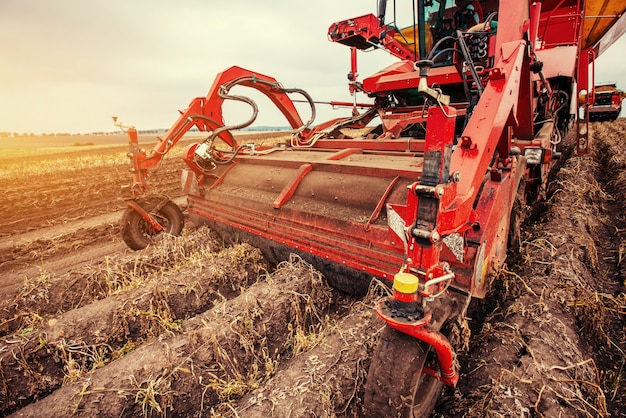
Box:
[121,200,184,250]
[363,326,444,417]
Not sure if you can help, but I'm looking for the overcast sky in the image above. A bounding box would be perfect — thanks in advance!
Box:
[1,0,625,134]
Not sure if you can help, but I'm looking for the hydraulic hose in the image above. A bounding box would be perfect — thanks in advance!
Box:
[553,90,570,115]
[210,76,261,142]
[429,47,463,64]
[277,86,316,138]
[455,30,483,97]
[427,36,457,58]
[427,32,483,99]
[218,76,316,141]
[193,76,319,164]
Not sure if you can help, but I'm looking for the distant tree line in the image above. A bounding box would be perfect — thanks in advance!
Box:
[0,132,35,138]
[0,125,294,139]
[0,131,123,138]
[0,131,85,137]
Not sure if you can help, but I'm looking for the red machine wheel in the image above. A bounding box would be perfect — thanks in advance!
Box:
[364,326,444,417]
[121,200,184,250]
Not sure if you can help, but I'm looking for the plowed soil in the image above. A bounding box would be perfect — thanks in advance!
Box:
[0,125,624,417]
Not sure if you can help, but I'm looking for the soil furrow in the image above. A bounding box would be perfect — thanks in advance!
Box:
[437,123,626,417]
[0,239,265,415]
[0,225,218,336]
[0,128,624,417]
[9,256,334,417]
[234,301,384,417]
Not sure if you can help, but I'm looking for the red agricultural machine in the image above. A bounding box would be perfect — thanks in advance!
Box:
[115,0,626,415]
[589,82,624,121]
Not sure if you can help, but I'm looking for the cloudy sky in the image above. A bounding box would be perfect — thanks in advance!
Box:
[1,0,625,134]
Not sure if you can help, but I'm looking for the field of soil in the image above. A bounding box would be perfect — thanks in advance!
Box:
[0,125,624,417]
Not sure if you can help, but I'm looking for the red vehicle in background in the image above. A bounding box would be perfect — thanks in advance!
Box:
[590,82,624,121]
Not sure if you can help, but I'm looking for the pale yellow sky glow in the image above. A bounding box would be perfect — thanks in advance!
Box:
[0,0,392,134]
[1,0,624,134]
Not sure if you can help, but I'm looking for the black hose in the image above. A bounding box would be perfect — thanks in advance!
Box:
[278,86,316,136]
[482,12,498,31]
[223,77,316,136]
[210,144,251,165]
[212,76,261,140]
[429,47,463,64]
[427,36,457,59]
[427,32,484,98]
[553,90,570,115]
[455,30,483,97]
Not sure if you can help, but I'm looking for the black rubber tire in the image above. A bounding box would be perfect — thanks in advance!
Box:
[121,200,184,250]
[364,327,444,418]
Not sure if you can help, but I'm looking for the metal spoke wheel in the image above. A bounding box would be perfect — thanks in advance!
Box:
[121,199,184,250]
[364,326,444,417]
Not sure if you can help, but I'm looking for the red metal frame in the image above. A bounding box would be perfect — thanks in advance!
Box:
[328,13,418,61]
[120,0,617,391]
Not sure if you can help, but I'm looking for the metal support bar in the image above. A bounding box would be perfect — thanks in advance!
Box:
[375,295,459,387]
[273,163,313,209]
[125,200,164,231]
[388,321,458,387]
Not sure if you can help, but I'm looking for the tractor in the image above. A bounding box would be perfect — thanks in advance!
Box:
[114,0,626,415]
[589,82,624,121]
